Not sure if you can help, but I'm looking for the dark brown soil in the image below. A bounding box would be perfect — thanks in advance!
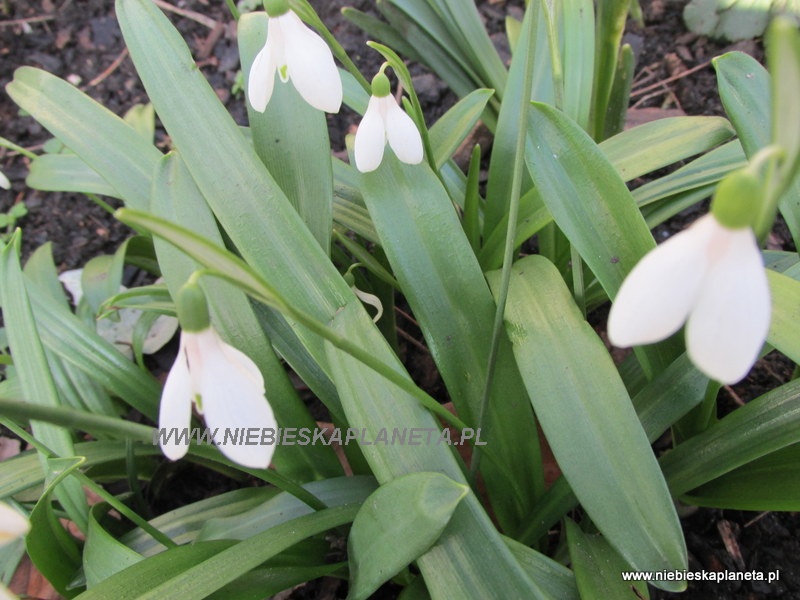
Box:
[1,1,797,599]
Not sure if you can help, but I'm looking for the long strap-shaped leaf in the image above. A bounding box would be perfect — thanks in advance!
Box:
[6,68,161,210]
[114,0,545,596]
[525,102,682,376]
[360,155,542,532]
[490,255,686,591]
[0,234,88,530]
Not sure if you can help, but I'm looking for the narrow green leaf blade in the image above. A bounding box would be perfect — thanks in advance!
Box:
[491,255,686,588]
[566,519,651,599]
[662,378,800,496]
[360,157,543,531]
[0,234,88,529]
[684,443,800,511]
[6,67,161,209]
[526,102,681,373]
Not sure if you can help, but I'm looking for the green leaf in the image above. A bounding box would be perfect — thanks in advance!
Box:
[0,442,159,498]
[81,253,124,316]
[359,156,543,531]
[347,473,468,600]
[323,333,551,599]
[601,116,735,182]
[503,536,578,600]
[590,0,629,139]
[429,88,494,169]
[684,443,800,511]
[714,51,800,245]
[562,0,595,130]
[198,476,377,542]
[767,267,800,365]
[566,519,650,599]
[0,233,88,529]
[238,13,333,253]
[26,457,86,598]
[27,153,119,197]
[75,505,359,600]
[84,504,144,587]
[121,488,275,556]
[490,255,686,589]
[484,4,537,236]
[662,378,800,496]
[6,67,161,210]
[525,102,681,374]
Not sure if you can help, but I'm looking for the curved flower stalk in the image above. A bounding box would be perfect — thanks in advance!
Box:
[608,171,771,384]
[247,0,342,113]
[0,502,29,600]
[354,70,424,173]
[159,280,277,469]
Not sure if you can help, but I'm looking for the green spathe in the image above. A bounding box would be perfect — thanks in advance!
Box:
[176,280,211,333]
[370,72,391,98]
[711,169,761,230]
[263,0,289,18]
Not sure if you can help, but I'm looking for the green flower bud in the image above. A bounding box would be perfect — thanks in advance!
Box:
[710,169,761,230]
[371,72,391,98]
[263,0,289,17]
[176,280,211,333]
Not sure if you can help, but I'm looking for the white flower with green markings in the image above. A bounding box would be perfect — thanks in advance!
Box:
[247,0,342,113]
[159,280,277,469]
[608,170,771,384]
[354,71,424,173]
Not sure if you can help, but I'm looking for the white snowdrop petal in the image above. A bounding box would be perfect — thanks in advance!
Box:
[385,99,423,165]
[199,333,276,469]
[686,226,770,384]
[282,11,342,112]
[608,216,714,347]
[158,338,194,461]
[247,40,277,113]
[354,96,387,173]
[0,171,9,190]
[0,502,29,545]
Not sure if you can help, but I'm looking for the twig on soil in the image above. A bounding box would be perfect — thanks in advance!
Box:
[396,327,431,355]
[153,0,219,29]
[630,59,712,98]
[723,384,746,407]
[0,15,55,27]
[88,48,129,88]
[744,511,771,528]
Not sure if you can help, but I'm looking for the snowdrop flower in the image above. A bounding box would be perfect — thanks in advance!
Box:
[0,502,28,600]
[0,502,28,546]
[0,170,9,190]
[247,0,342,113]
[354,71,424,173]
[159,280,277,469]
[608,170,770,384]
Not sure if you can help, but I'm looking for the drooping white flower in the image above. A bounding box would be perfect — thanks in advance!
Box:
[607,213,771,384]
[0,502,29,546]
[0,501,28,600]
[159,281,277,469]
[0,170,9,190]
[247,0,342,113]
[354,71,424,173]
